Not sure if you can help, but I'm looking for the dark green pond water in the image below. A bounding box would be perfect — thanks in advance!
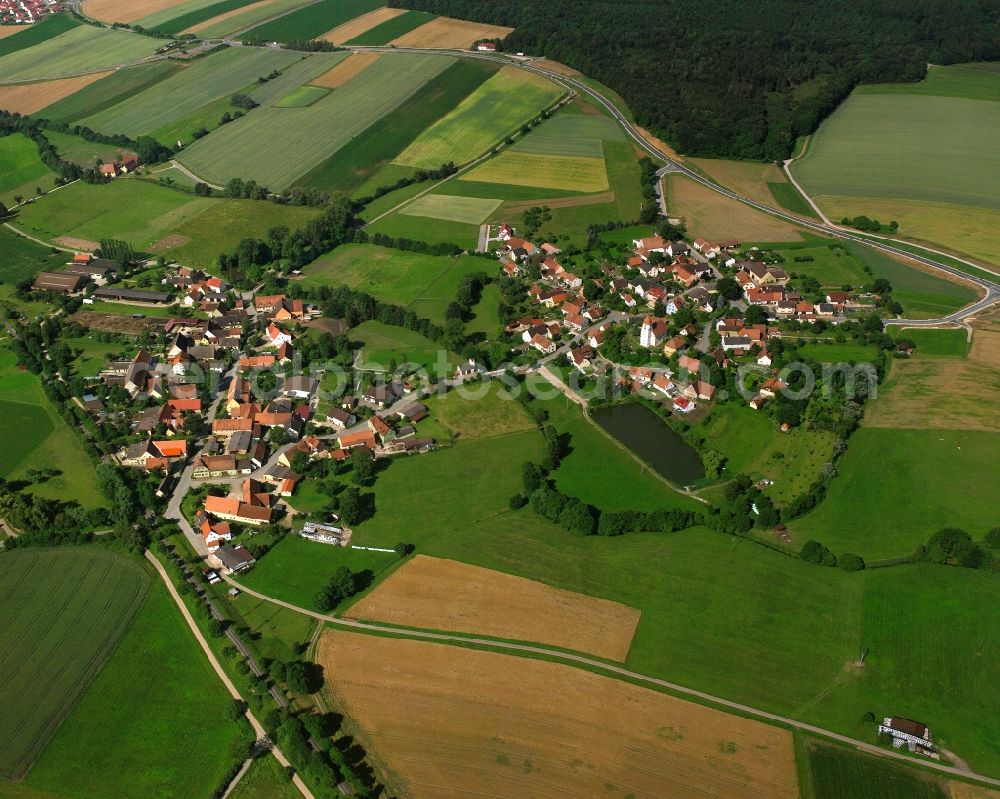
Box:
[590,403,705,485]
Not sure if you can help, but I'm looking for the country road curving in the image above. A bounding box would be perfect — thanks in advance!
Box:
[222,570,1000,790]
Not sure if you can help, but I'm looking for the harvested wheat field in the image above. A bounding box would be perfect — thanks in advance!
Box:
[667,174,802,242]
[949,782,1000,799]
[389,16,513,49]
[320,6,405,44]
[533,58,580,77]
[0,72,112,114]
[346,555,640,660]
[310,51,380,88]
[83,0,185,23]
[0,24,26,39]
[319,632,800,799]
[969,324,1000,366]
[689,157,789,207]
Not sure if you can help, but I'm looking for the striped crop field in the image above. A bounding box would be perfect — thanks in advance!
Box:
[0,13,79,58]
[0,548,150,780]
[510,112,626,158]
[0,24,158,83]
[178,52,454,189]
[191,0,314,38]
[394,66,565,169]
[76,46,301,137]
[139,0,257,34]
[36,61,182,123]
[463,151,609,192]
[398,193,502,224]
[344,9,435,45]
[240,0,384,43]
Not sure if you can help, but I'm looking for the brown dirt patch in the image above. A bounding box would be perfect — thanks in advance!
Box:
[149,233,190,250]
[0,25,28,39]
[534,58,581,77]
[635,124,682,160]
[319,631,799,799]
[347,555,639,660]
[319,6,405,44]
[949,782,1000,799]
[688,158,788,207]
[71,311,166,335]
[864,330,1000,433]
[83,0,187,23]
[389,16,513,49]
[666,174,802,242]
[54,236,100,251]
[310,52,380,88]
[184,0,269,34]
[0,72,113,115]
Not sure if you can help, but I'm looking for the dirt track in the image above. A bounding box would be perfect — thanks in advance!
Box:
[319,631,799,799]
[346,554,640,661]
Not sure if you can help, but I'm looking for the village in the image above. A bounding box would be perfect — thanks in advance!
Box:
[0,0,59,25]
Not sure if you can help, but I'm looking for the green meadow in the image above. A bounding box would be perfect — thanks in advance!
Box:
[0,24,157,82]
[367,211,480,248]
[803,741,947,799]
[399,193,502,224]
[0,13,78,58]
[888,326,970,358]
[344,9,436,45]
[0,226,66,286]
[352,319,460,374]
[37,61,182,123]
[241,0,383,42]
[0,133,57,207]
[275,84,330,107]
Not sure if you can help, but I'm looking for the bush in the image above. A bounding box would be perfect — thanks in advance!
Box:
[837,552,866,571]
[508,494,528,510]
[801,539,837,567]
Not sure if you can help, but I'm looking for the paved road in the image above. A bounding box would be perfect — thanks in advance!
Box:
[223,571,1000,791]
[145,551,316,799]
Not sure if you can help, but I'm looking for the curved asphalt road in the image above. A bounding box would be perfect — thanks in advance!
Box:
[224,570,1000,790]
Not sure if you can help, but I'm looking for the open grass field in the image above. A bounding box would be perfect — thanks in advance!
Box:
[0,350,106,508]
[348,554,641,660]
[789,427,1000,559]
[344,9,435,45]
[240,533,399,611]
[319,631,800,799]
[42,129,126,167]
[0,72,112,116]
[395,67,565,169]
[695,404,836,505]
[510,112,626,158]
[466,280,500,337]
[241,0,382,42]
[857,62,1000,102]
[804,741,947,799]
[423,381,536,441]
[296,59,497,194]
[309,50,379,87]
[796,341,879,362]
[178,52,454,190]
[17,578,248,799]
[228,754,302,799]
[666,174,803,242]
[275,83,329,107]
[226,590,316,664]
[388,15,513,48]
[319,5,404,43]
[397,192,501,223]
[300,244,487,324]
[77,46,300,137]
[0,24,158,83]
[889,325,970,358]
[775,241,869,286]
[366,209,480,247]
[862,328,999,434]
[768,180,820,218]
[0,13,78,58]
[0,227,65,286]
[353,319,460,373]
[463,151,609,192]
[0,133,57,208]
[0,548,149,780]
[187,0,313,38]
[846,241,980,318]
[35,61,181,123]
[11,178,214,252]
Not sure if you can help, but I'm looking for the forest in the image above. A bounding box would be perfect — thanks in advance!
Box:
[388,0,1000,159]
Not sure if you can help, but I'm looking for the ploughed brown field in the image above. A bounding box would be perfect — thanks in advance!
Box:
[0,73,112,114]
[319,6,405,44]
[319,631,800,799]
[346,554,640,661]
[310,52,380,88]
[667,174,802,242]
[388,17,514,49]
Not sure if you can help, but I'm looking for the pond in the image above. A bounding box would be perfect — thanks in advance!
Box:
[590,403,705,485]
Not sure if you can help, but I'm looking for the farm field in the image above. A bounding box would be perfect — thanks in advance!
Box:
[366,211,480,248]
[0,226,66,286]
[344,9,435,45]
[0,133,57,208]
[463,151,609,192]
[792,64,1000,264]
[275,84,329,107]
[0,13,78,58]
[190,0,318,39]
[789,427,1000,559]
[35,61,182,123]
[240,533,399,611]
[423,381,536,440]
[296,59,497,194]
[319,6,404,43]
[83,0,199,24]
[862,326,999,433]
[394,66,565,169]
[42,129,128,167]
[347,554,641,660]
[388,15,513,49]
[688,157,792,206]
[797,341,879,362]
[318,631,800,799]
[352,319,460,374]
[0,24,158,82]
[803,741,947,799]
[0,72,112,116]
[509,112,626,158]
[76,46,301,137]
[309,50,380,87]
[397,193,501,223]
[0,548,149,780]
[240,0,383,43]
[666,174,803,241]
[140,0,258,34]
[299,243,488,324]
[0,350,106,507]
[18,579,249,799]
[178,53,454,190]
[773,240,870,286]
